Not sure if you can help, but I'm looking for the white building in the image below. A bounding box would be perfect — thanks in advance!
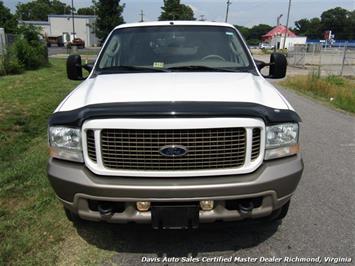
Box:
[20,14,98,47]
[262,25,307,50]
[271,36,307,50]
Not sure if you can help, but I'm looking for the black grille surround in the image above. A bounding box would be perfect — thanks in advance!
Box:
[100,128,247,171]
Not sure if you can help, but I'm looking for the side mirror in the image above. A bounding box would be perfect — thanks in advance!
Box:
[254,59,267,71]
[268,52,287,79]
[67,55,84,80]
[254,53,287,79]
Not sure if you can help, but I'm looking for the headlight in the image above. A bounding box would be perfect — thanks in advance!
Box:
[48,127,83,162]
[264,123,299,160]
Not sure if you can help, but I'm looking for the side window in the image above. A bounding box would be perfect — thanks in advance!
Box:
[99,35,121,68]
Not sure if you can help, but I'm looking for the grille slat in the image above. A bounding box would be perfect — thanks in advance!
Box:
[251,128,261,160]
[99,128,246,171]
[86,130,97,162]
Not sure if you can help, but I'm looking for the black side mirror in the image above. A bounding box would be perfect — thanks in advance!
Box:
[268,52,287,79]
[254,53,287,79]
[254,59,267,71]
[67,55,84,80]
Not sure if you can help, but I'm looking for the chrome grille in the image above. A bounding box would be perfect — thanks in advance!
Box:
[100,128,246,171]
[87,130,97,162]
[251,128,261,160]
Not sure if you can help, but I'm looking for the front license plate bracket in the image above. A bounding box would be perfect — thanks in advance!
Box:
[151,204,199,229]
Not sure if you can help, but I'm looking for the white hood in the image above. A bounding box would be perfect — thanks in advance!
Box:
[56,72,291,112]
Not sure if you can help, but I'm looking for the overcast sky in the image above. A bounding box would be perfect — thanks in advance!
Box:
[3,0,354,27]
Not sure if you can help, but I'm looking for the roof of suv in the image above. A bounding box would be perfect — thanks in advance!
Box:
[114,21,235,30]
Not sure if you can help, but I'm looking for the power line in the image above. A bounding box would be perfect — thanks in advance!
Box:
[225,0,232,23]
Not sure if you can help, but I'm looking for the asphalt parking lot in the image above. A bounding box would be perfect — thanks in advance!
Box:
[69,87,354,265]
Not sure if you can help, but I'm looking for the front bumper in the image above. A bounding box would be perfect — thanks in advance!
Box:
[47,155,303,223]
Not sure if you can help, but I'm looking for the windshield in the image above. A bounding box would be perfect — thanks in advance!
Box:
[96,25,254,73]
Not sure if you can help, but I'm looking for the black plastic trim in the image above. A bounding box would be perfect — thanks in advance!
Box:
[48,102,301,127]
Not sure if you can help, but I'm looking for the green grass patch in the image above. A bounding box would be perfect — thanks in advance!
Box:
[279,74,355,113]
[0,59,111,265]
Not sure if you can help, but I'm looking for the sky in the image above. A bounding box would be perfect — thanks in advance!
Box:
[3,0,355,27]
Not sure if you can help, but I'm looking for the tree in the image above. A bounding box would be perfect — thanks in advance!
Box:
[249,24,273,40]
[294,17,321,39]
[93,0,125,40]
[344,10,355,40]
[320,7,352,40]
[293,7,354,40]
[16,0,72,21]
[0,1,17,33]
[159,0,195,21]
[77,7,95,16]
[235,25,250,40]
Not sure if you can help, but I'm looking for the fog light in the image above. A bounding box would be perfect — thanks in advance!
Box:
[136,201,151,212]
[200,200,214,211]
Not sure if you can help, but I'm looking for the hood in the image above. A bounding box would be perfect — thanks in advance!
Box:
[56,72,290,112]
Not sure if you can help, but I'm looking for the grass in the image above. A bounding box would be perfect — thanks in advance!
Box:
[0,59,112,265]
[279,74,355,113]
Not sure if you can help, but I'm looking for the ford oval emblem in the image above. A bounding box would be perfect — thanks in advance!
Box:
[159,145,188,157]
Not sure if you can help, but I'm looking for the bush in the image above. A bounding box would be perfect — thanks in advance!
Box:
[1,25,48,75]
[3,55,24,74]
[13,38,47,70]
[14,25,48,70]
[0,48,24,75]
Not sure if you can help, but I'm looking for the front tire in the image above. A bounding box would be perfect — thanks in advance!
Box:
[64,207,80,222]
[265,200,290,222]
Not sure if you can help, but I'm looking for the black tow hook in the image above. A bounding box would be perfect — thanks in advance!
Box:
[97,203,114,216]
[238,201,254,214]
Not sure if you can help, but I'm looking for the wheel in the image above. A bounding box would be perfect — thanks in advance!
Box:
[268,200,290,221]
[201,54,226,61]
[64,207,80,222]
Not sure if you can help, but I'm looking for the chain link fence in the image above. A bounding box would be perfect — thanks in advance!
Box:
[287,44,355,76]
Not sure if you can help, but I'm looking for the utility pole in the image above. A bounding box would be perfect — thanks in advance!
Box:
[282,0,291,49]
[71,0,75,40]
[139,10,144,22]
[225,0,231,23]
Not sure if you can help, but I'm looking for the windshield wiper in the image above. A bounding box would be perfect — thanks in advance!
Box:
[96,65,168,74]
[167,65,250,72]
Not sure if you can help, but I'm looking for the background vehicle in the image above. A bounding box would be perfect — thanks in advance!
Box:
[46,35,64,47]
[259,43,274,49]
[66,37,85,49]
[48,21,303,229]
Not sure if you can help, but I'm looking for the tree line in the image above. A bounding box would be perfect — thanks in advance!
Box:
[0,0,354,42]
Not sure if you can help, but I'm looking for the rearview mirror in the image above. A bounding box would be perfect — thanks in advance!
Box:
[67,55,84,80]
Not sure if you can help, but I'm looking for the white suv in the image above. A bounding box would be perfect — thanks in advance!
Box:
[47,21,303,229]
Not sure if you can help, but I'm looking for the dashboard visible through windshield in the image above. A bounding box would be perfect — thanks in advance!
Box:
[95,25,254,74]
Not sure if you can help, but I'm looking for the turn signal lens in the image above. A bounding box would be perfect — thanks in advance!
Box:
[200,200,214,211]
[136,201,151,212]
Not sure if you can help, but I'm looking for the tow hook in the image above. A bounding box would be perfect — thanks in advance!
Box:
[238,201,254,214]
[97,203,114,216]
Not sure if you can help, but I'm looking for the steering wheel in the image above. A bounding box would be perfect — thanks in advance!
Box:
[201,54,226,61]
